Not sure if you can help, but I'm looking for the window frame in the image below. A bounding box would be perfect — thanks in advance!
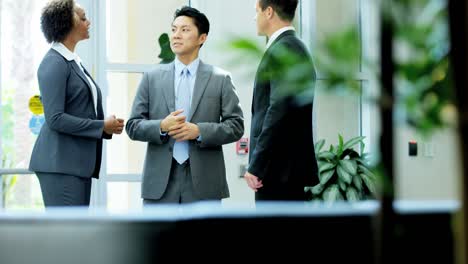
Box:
[93,0,190,208]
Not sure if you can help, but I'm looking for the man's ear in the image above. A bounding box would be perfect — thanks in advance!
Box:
[198,33,207,45]
[266,6,274,19]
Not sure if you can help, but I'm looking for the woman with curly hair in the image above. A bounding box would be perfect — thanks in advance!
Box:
[29,0,124,207]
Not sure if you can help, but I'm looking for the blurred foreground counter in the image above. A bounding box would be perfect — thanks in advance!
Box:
[0,201,458,264]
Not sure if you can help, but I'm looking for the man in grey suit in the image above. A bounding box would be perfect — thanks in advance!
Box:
[126,6,244,204]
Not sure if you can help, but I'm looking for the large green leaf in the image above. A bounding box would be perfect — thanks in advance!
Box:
[360,141,366,154]
[339,160,357,175]
[361,173,377,195]
[329,144,335,153]
[319,162,336,172]
[306,183,325,195]
[338,134,344,148]
[323,184,341,202]
[228,37,263,55]
[318,151,336,160]
[356,158,368,165]
[315,139,326,153]
[337,134,344,155]
[338,178,347,191]
[346,187,360,201]
[343,136,366,151]
[358,164,376,179]
[337,165,352,184]
[319,169,335,185]
[353,174,363,191]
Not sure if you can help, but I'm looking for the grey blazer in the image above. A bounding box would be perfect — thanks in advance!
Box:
[29,49,111,178]
[126,60,244,200]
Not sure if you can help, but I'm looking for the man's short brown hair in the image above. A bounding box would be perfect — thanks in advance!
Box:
[259,0,298,21]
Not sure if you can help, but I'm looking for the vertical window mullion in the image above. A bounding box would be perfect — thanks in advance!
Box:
[0,2,3,208]
[89,0,108,208]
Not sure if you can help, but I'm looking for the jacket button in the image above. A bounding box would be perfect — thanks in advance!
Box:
[169,147,173,152]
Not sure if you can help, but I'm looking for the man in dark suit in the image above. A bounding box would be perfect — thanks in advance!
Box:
[244,0,318,201]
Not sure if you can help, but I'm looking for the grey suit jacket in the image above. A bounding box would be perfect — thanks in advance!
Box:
[29,49,111,178]
[126,60,244,200]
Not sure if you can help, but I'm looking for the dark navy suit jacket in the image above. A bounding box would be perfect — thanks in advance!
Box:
[249,30,319,200]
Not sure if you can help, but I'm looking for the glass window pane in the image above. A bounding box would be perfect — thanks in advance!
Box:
[316,0,358,42]
[107,182,142,212]
[106,72,146,174]
[0,90,38,169]
[361,80,380,159]
[4,174,44,210]
[1,0,49,170]
[315,0,360,72]
[106,0,188,64]
[314,80,361,145]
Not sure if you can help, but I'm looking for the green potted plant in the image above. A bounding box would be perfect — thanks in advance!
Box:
[157,33,175,64]
[305,135,377,202]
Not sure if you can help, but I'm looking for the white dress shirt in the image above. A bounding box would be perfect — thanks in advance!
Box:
[266,26,296,50]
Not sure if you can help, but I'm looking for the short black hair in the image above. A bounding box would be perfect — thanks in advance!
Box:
[40,0,75,43]
[259,0,298,21]
[174,6,210,36]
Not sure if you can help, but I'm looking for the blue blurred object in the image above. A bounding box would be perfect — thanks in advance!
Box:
[29,115,45,135]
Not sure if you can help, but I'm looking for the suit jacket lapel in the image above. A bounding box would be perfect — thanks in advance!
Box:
[72,62,105,119]
[189,61,211,121]
[95,84,104,119]
[82,66,98,88]
[161,62,176,113]
[71,62,93,93]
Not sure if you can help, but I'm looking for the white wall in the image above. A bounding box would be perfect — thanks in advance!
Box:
[395,126,461,200]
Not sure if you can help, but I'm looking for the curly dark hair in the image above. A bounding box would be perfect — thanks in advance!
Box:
[40,0,75,43]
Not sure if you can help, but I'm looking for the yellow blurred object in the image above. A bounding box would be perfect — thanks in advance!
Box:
[29,95,44,115]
